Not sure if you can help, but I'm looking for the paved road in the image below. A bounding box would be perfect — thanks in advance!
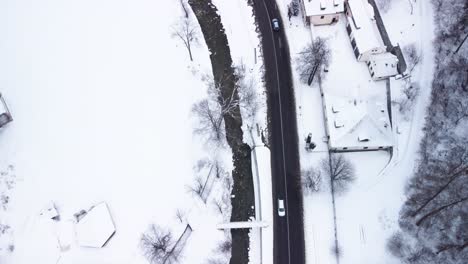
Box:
[250,1,305,264]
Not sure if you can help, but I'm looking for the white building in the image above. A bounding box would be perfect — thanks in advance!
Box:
[345,0,386,61]
[367,52,399,80]
[323,94,393,152]
[301,0,345,25]
[75,202,116,248]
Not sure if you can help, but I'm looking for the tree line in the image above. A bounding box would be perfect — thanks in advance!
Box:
[390,1,468,263]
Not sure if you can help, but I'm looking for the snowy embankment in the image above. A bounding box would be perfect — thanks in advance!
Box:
[275,0,435,263]
[0,0,233,263]
[211,0,272,263]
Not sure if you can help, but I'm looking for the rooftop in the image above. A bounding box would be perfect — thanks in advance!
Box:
[369,52,399,78]
[346,0,384,53]
[0,93,7,115]
[303,0,345,17]
[324,94,393,149]
[75,202,116,248]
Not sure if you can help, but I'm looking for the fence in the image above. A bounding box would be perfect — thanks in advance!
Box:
[0,93,13,128]
[163,224,193,264]
[200,164,217,203]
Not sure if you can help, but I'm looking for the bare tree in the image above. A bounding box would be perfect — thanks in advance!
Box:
[172,16,198,61]
[192,98,225,144]
[398,82,421,116]
[403,44,421,74]
[322,154,356,193]
[187,176,205,200]
[212,198,224,214]
[394,1,468,263]
[296,37,331,85]
[376,0,393,13]
[179,0,189,18]
[140,224,175,264]
[210,75,241,121]
[175,209,186,223]
[290,0,300,16]
[206,259,226,264]
[192,75,240,145]
[216,236,232,255]
[301,167,322,193]
[235,64,260,125]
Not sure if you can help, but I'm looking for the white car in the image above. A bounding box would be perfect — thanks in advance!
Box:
[278,199,285,217]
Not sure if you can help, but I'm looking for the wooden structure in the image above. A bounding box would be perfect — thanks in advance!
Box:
[0,93,13,128]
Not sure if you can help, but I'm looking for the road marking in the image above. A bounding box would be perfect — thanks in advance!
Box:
[260,1,292,264]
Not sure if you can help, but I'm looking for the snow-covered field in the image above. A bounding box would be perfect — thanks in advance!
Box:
[0,0,274,263]
[276,0,435,263]
[0,0,248,263]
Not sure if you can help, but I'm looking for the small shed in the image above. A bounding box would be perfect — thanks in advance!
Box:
[367,53,399,80]
[301,0,345,25]
[75,202,116,248]
[0,93,13,128]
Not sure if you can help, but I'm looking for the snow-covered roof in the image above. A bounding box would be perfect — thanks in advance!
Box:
[369,53,398,78]
[303,0,344,17]
[324,94,392,149]
[346,0,383,53]
[0,94,7,115]
[75,202,116,248]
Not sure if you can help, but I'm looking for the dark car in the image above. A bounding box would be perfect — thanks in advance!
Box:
[272,18,280,31]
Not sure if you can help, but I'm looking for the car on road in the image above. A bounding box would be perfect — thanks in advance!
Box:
[271,18,280,31]
[278,199,285,217]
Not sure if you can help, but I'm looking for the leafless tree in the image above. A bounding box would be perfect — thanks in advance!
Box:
[376,0,393,13]
[179,0,189,18]
[192,75,240,145]
[187,176,205,200]
[172,16,198,61]
[175,209,185,223]
[216,236,232,255]
[235,64,260,125]
[206,259,227,264]
[140,224,176,264]
[322,154,356,193]
[296,37,331,85]
[446,98,468,126]
[301,167,322,193]
[398,82,421,116]
[192,98,225,144]
[403,44,422,74]
[331,243,342,259]
[212,198,224,214]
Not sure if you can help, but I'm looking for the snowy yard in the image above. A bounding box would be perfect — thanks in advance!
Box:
[0,0,263,263]
[0,0,273,263]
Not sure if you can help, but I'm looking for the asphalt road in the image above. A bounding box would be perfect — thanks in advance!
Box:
[250,1,305,264]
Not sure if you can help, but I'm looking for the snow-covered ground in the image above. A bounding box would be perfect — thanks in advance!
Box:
[211,1,272,263]
[0,0,238,263]
[0,0,273,263]
[276,0,435,263]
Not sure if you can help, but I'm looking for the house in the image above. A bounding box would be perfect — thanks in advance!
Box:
[301,0,345,25]
[0,93,13,128]
[75,202,116,248]
[345,0,387,61]
[366,52,399,80]
[323,94,392,152]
